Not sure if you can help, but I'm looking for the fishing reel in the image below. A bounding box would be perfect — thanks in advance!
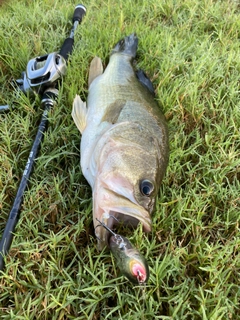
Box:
[15,52,67,95]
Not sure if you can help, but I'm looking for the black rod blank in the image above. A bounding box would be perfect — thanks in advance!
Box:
[0,89,57,271]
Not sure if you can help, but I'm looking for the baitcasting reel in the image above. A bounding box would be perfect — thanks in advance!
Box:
[15,52,67,95]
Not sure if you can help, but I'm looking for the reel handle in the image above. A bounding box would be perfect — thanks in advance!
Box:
[59,4,86,61]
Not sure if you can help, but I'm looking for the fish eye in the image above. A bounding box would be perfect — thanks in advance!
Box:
[140,180,154,197]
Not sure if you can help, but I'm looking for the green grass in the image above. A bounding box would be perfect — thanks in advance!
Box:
[0,0,239,319]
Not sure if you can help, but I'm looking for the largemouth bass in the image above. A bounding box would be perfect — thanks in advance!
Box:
[72,33,169,282]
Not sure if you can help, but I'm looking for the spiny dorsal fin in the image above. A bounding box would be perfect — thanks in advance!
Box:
[72,95,87,134]
[88,56,103,87]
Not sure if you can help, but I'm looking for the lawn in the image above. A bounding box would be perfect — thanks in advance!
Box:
[0,0,239,319]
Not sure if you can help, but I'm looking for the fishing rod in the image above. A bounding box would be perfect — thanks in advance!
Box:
[0,4,86,271]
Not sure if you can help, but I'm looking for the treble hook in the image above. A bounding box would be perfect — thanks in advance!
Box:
[95,218,117,237]
[137,269,145,284]
[95,217,125,247]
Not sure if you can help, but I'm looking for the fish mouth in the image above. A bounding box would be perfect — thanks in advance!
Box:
[93,186,151,250]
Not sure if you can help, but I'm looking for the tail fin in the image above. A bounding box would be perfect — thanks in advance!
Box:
[111,33,138,58]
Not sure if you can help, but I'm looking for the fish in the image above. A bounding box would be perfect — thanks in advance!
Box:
[72,33,169,282]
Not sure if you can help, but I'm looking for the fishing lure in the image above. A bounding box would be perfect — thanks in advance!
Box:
[95,218,149,284]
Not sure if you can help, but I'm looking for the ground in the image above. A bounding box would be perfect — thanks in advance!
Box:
[0,0,239,319]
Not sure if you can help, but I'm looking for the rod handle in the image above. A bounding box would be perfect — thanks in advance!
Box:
[73,4,86,23]
[0,215,16,271]
[0,256,5,271]
[59,4,86,61]
[59,38,74,61]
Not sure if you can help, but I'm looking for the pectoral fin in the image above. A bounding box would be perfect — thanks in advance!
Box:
[88,56,103,87]
[72,95,87,133]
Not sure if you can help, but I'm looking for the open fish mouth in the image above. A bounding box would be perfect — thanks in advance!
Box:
[93,187,151,250]
[95,210,151,250]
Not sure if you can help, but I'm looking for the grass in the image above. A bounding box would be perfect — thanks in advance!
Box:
[0,0,239,319]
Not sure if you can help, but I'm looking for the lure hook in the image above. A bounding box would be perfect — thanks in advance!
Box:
[95,218,125,246]
[95,218,117,237]
[137,269,145,284]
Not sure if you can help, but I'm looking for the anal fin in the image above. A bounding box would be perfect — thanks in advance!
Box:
[72,95,87,134]
[88,56,103,87]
